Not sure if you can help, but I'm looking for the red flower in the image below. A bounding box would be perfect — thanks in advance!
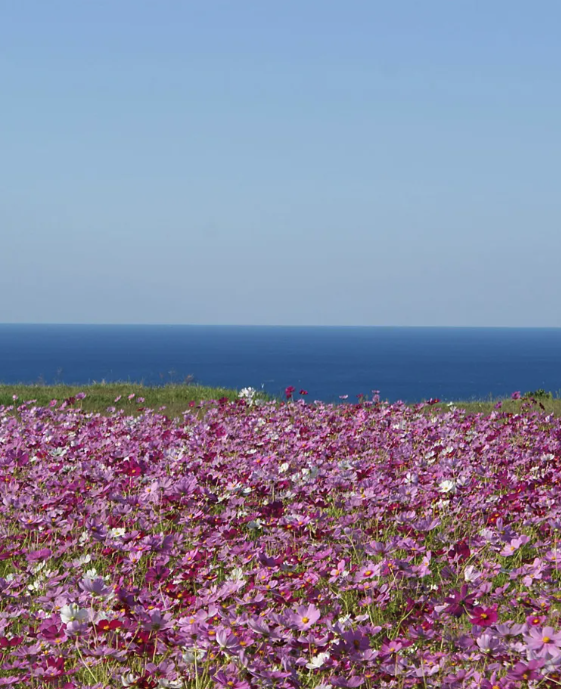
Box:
[96,619,123,634]
[469,606,498,627]
[299,389,308,395]
[285,386,296,399]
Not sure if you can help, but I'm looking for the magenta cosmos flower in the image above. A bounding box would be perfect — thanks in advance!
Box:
[469,606,498,628]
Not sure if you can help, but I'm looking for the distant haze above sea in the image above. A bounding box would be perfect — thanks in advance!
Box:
[2,4,561,328]
[1,324,560,403]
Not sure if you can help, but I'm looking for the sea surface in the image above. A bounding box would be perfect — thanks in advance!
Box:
[0,324,560,403]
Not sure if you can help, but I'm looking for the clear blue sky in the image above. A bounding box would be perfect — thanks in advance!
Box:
[1,1,560,326]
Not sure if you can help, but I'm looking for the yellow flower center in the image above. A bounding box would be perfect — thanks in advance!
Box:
[363,570,372,577]
[302,617,309,624]
[543,636,551,643]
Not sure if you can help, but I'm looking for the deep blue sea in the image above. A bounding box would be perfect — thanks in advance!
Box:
[0,324,560,403]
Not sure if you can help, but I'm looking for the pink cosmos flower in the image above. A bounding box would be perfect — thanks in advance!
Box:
[215,628,242,653]
[288,604,321,631]
[246,617,283,640]
[476,633,503,653]
[479,673,512,688]
[524,626,561,657]
[140,609,172,633]
[506,658,545,681]
[145,564,170,585]
[500,537,524,557]
[355,563,379,583]
[379,638,406,657]
[341,629,370,654]
[79,577,113,597]
[213,671,250,689]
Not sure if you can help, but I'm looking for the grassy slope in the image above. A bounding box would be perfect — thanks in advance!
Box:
[1,383,560,417]
[0,383,247,419]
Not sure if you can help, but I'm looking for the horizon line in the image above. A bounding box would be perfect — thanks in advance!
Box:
[1,323,561,330]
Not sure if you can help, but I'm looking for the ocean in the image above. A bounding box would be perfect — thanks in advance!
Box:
[0,324,560,403]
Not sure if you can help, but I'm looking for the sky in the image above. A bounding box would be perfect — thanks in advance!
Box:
[1,1,560,327]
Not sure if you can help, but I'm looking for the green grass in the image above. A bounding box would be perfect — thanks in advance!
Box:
[0,382,256,418]
[1,382,560,417]
[429,389,561,417]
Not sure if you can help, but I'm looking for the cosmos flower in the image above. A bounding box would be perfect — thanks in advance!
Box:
[439,479,457,494]
[60,603,89,625]
[469,606,498,627]
[3,386,561,685]
[288,604,321,631]
[524,626,561,657]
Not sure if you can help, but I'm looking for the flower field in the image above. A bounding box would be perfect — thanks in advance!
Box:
[2,392,561,688]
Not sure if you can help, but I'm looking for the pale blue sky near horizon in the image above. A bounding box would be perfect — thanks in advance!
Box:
[1,1,560,327]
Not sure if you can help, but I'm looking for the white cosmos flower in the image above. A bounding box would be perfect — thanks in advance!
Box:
[122,673,139,687]
[439,480,457,494]
[73,554,92,567]
[464,565,481,582]
[306,651,330,669]
[239,387,258,405]
[31,561,46,574]
[182,647,206,664]
[60,603,89,625]
[158,680,183,689]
